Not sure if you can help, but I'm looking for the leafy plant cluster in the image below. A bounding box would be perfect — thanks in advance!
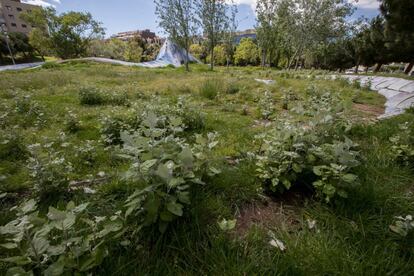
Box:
[258,91,275,120]
[14,95,46,128]
[1,99,219,274]
[118,108,219,232]
[199,79,221,100]
[255,91,359,202]
[0,200,123,275]
[27,142,74,203]
[389,122,414,167]
[100,99,205,145]
[64,110,82,133]
[79,87,129,106]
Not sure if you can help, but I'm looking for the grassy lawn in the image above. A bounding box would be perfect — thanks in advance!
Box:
[0,62,413,275]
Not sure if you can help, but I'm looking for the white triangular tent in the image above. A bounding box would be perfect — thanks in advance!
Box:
[54,39,200,69]
[139,38,200,68]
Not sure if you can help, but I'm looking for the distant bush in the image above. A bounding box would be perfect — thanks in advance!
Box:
[79,87,129,106]
[79,87,106,105]
[225,81,240,94]
[64,110,82,133]
[100,113,136,145]
[199,79,221,100]
[255,92,359,202]
[27,144,73,203]
[14,95,46,127]
[41,62,62,69]
[0,132,27,161]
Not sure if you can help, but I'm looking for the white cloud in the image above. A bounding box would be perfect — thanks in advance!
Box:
[21,0,60,7]
[232,0,256,10]
[349,0,380,9]
[230,0,380,11]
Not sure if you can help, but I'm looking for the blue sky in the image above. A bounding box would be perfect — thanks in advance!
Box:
[22,0,381,37]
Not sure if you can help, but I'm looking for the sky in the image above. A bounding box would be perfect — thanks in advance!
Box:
[22,0,381,37]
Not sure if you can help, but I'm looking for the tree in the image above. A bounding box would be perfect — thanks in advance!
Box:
[0,32,34,63]
[28,28,51,60]
[189,43,207,61]
[380,0,414,74]
[155,0,197,71]
[21,8,104,59]
[124,40,143,62]
[196,0,237,70]
[234,38,259,66]
[206,44,226,66]
[256,0,279,67]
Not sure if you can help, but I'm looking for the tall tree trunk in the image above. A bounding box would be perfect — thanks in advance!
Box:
[288,48,300,70]
[294,57,300,70]
[373,63,383,73]
[404,62,414,75]
[354,63,359,74]
[261,49,266,67]
[185,39,189,72]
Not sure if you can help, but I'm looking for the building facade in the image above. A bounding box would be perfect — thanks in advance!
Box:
[111,29,163,44]
[0,0,38,35]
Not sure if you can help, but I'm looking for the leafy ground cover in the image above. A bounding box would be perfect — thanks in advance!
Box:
[0,62,413,275]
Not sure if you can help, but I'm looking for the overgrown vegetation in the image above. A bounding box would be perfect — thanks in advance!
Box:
[0,63,413,275]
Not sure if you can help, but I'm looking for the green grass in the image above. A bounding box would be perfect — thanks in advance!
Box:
[0,62,413,275]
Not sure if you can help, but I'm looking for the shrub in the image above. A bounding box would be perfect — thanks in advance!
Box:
[27,143,73,203]
[225,81,240,94]
[255,91,359,203]
[118,110,220,232]
[79,87,106,105]
[175,97,205,131]
[107,91,129,106]
[199,79,221,100]
[258,91,275,120]
[0,132,27,161]
[0,199,123,275]
[100,113,137,145]
[389,122,414,166]
[255,120,360,202]
[64,110,82,133]
[79,87,129,106]
[14,95,46,127]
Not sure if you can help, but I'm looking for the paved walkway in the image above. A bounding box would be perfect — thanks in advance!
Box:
[336,75,414,118]
[0,62,44,72]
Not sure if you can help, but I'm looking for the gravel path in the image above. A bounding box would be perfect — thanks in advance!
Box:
[0,62,45,72]
[336,75,414,118]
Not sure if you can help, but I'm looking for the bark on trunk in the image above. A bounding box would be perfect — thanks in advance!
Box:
[373,63,383,73]
[210,47,214,71]
[404,62,414,75]
[354,63,359,74]
[261,49,266,67]
[185,40,189,72]
[287,48,299,69]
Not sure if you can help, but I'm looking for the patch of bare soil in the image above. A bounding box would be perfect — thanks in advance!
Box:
[353,103,385,118]
[235,193,304,237]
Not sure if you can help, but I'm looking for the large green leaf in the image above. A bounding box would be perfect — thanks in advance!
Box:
[44,257,65,276]
[178,147,194,168]
[166,201,183,217]
[20,199,37,215]
[156,163,171,182]
[6,267,33,276]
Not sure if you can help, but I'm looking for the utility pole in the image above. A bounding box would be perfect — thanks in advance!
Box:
[1,23,16,65]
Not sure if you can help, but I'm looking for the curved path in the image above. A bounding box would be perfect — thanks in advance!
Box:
[337,75,414,118]
[1,62,413,119]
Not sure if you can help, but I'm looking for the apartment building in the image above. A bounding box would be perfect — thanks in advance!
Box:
[112,29,163,44]
[0,0,38,35]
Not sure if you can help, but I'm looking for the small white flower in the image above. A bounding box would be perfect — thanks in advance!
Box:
[269,239,286,251]
[307,219,317,230]
[83,187,97,194]
[97,171,106,178]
